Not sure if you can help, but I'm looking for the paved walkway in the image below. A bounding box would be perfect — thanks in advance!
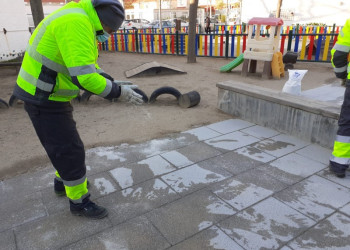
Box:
[1,119,350,250]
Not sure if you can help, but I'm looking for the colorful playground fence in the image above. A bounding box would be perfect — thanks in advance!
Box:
[99,25,341,63]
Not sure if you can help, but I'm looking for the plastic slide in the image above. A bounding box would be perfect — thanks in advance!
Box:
[220,53,244,72]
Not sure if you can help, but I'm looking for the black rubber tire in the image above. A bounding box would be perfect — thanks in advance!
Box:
[134,88,148,103]
[0,98,9,108]
[149,86,182,103]
[80,91,92,103]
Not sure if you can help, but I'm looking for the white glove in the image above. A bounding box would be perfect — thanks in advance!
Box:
[119,85,144,105]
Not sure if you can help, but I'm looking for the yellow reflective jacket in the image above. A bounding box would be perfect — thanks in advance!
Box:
[331,19,350,81]
[14,0,115,103]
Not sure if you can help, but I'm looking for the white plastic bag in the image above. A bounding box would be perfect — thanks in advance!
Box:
[282,70,308,95]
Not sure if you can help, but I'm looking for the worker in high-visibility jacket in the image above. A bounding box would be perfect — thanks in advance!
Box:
[13,0,143,219]
[329,19,350,178]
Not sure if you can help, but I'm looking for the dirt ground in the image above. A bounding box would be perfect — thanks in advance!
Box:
[0,52,337,180]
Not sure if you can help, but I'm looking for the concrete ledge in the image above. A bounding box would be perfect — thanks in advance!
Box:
[217,81,341,148]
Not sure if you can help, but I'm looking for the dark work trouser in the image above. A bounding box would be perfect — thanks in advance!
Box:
[24,102,88,202]
[330,86,350,173]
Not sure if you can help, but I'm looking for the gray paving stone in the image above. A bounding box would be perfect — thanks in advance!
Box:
[240,125,280,139]
[41,187,69,216]
[147,190,236,245]
[169,226,243,250]
[160,150,194,168]
[210,169,287,211]
[295,144,332,165]
[317,169,350,188]
[62,216,170,250]
[183,126,222,141]
[0,166,54,203]
[161,163,232,195]
[15,211,111,250]
[340,203,350,216]
[252,134,310,157]
[204,131,260,152]
[261,153,327,185]
[199,150,266,175]
[109,155,176,189]
[280,246,293,250]
[288,213,350,249]
[234,145,276,163]
[170,142,223,164]
[88,172,120,198]
[275,175,350,221]
[0,230,16,250]
[127,133,199,159]
[98,178,180,225]
[206,119,254,134]
[0,192,47,232]
[218,197,315,250]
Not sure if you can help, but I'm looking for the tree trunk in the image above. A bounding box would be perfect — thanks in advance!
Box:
[29,0,44,27]
[276,0,283,18]
[187,0,199,63]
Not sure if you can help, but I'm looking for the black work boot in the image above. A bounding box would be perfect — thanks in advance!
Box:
[54,179,90,196]
[328,165,346,178]
[70,196,108,219]
[54,178,66,196]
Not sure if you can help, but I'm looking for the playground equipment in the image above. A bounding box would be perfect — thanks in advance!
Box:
[241,17,284,79]
[220,53,244,72]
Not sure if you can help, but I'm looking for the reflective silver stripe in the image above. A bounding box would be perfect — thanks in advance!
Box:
[98,79,113,97]
[37,79,54,92]
[335,135,350,143]
[62,175,86,187]
[96,68,104,74]
[19,67,54,92]
[53,89,80,96]
[330,155,350,165]
[55,176,62,182]
[334,65,348,73]
[68,64,96,76]
[70,192,90,204]
[334,44,350,53]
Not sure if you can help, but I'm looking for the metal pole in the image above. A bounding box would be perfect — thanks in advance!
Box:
[159,0,162,30]
[29,0,44,27]
[276,0,283,18]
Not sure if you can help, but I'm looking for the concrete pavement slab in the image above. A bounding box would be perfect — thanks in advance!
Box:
[161,163,232,195]
[199,149,272,176]
[182,126,222,141]
[218,197,316,249]
[97,178,180,225]
[288,213,350,249]
[204,131,260,152]
[40,186,68,216]
[160,150,194,168]
[317,169,350,188]
[88,171,120,198]
[146,190,236,245]
[295,144,332,165]
[62,216,170,250]
[261,153,327,185]
[109,155,176,189]
[0,230,16,250]
[275,175,350,221]
[14,211,111,250]
[166,141,223,164]
[210,169,287,210]
[168,226,243,250]
[252,134,310,157]
[340,203,350,216]
[0,165,54,203]
[0,192,47,232]
[233,145,277,163]
[240,125,280,139]
[206,119,254,134]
